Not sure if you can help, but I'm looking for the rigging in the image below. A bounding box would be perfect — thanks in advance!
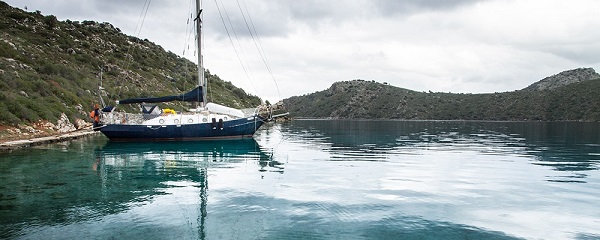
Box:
[237,0,281,100]
[214,0,260,98]
[213,0,282,101]
[117,0,152,99]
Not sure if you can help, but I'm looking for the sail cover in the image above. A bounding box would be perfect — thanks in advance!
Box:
[118,86,203,104]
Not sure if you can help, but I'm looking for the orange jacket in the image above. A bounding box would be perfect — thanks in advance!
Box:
[90,109,99,122]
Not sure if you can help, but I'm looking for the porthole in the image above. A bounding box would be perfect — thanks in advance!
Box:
[188,118,194,123]
[202,118,208,123]
[223,116,228,120]
[159,119,165,124]
[174,119,180,124]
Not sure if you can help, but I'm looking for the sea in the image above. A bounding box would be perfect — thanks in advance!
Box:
[1,120,599,240]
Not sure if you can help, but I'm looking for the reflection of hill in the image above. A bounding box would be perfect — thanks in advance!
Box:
[283,120,600,173]
[0,138,278,239]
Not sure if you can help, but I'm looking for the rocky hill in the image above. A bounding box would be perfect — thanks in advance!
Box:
[522,68,600,91]
[0,1,261,129]
[284,68,600,121]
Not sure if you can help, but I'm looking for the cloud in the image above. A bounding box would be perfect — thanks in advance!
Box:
[370,0,488,16]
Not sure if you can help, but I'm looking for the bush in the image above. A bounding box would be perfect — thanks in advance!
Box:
[6,11,30,21]
[0,102,21,124]
[0,41,19,59]
[44,15,58,29]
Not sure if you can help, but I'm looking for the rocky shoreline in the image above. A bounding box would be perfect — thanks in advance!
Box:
[0,129,100,152]
[0,112,99,152]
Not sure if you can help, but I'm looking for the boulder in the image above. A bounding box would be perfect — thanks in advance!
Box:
[56,113,76,133]
[74,118,92,130]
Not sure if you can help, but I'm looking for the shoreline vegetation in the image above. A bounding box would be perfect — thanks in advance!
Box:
[283,68,600,121]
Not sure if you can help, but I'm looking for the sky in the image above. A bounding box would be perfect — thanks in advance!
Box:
[5,0,600,103]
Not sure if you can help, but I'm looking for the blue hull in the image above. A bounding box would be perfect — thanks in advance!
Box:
[100,116,264,141]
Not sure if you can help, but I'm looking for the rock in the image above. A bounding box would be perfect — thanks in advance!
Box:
[2,40,17,50]
[74,118,91,130]
[56,113,76,133]
[19,63,32,70]
[24,125,41,134]
[38,120,56,130]
[75,104,87,116]
[7,128,21,135]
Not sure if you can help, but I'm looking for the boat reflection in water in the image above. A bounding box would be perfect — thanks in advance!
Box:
[0,138,279,239]
[98,138,274,169]
[94,139,276,239]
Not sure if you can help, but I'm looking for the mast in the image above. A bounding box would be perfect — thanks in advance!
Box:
[195,0,207,106]
[98,66,106,107]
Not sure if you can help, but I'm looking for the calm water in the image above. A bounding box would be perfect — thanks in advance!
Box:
[1,120,600,240]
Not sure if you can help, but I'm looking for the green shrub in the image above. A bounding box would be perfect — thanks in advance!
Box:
[0,41,19,59]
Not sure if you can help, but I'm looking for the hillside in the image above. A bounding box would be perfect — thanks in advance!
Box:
[523,68,599,91]
[0,1,261,128]
[284,68,600,121]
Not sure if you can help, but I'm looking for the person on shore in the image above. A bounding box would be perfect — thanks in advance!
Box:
[90,104,100,131]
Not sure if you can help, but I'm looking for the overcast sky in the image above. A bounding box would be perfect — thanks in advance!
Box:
[5,0,600,102]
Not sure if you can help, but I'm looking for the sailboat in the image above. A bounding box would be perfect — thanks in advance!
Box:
[98,0,273,141]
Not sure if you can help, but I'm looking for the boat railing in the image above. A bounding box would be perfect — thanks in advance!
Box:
[101,112,160,125]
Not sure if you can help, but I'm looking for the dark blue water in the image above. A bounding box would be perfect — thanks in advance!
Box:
[1,120,599,239]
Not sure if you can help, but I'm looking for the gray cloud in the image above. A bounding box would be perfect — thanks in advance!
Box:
[371,0,488,15]
[205,0,491,39]
[544,44,600,65]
